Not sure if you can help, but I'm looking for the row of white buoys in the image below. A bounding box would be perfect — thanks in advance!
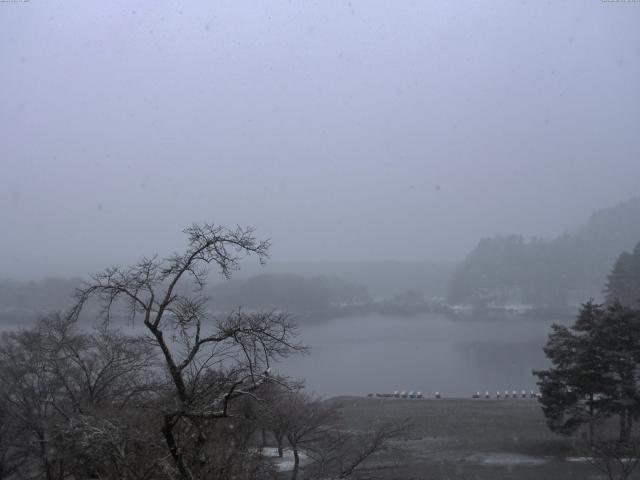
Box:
[368,390,540,399]
[474,389,540,399]
[369,391,427,399]
[391,390,424,399]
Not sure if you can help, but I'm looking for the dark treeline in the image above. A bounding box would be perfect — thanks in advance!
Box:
[447,197,640,308]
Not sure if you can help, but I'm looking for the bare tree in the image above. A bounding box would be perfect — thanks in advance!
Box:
[69,223,305,480]
[0,314,164,480]
[269,392,341,480]
[41,314,158,413]
[0,393,23,480]
[306,418,412,479]
[576,435,640,480]
[0,325,69,480]
[253,377,304,458]
[256,391,409,480]
[62,410,168,480]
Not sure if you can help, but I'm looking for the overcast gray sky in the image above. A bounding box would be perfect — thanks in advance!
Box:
[1,0,639,280]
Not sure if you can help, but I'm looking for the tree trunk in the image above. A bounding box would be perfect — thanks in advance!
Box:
[619,410,630,444]
[162,414,193,480]
[291,446,300,480]
[277,434,284,458]
[589,393,595,447]
[37,431,53,480]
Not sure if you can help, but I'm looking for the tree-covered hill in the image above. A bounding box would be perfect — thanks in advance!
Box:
[209,273,371,314]
[447,197,640,307]
[605,241,640,307]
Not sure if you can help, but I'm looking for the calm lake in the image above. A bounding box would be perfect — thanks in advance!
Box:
[275,313,564,398]
[0,310,564,399]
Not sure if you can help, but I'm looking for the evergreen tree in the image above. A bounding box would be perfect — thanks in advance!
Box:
[534,300,640,444]
[605,242,640,307]
[535,302,612,441]
[597,300,640,443]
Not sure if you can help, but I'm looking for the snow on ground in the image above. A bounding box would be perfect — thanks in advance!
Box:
[567,456,637,463]
[259,447,309,472]
[467,452,550,466]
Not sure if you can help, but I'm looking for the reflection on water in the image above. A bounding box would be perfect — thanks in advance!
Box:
[276,313,563,397]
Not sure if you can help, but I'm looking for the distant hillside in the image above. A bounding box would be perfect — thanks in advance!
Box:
[447,197,640,307]
[209,273,371,314]
[236,260,456,300]
[0,261,454,326]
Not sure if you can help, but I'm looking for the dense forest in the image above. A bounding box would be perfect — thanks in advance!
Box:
[447,197,640,307]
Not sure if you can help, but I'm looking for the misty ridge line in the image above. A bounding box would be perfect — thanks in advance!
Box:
[0,195,638,326]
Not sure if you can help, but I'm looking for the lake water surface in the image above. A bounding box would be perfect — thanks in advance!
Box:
[0,310,563,399]
[275,313,563,398]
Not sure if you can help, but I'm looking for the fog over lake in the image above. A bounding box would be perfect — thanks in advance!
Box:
[276,313,558,398]
[1,2,639,478]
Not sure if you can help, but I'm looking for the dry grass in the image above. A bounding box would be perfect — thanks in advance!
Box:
[325,397,603,480]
